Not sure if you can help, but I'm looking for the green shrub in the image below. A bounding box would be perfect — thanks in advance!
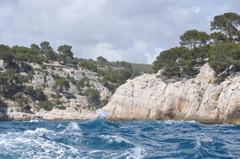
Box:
[54,77,70,92]
[84,88,100,105]
[51,98,65,109]
[50,93,62,99]
[33,88,46,101]
[14,92,30,107]
[0,46,18,70]
[11,46,46,64]
[103,69,132,86]
[18,73,33,83]
[79,59,98,72]
[56,105,66,110]
[38,100,54,111]
[40,41,57,61]
[191,45,210,64]
[100,79,117,93]
[41,65,47,69]
[153,47,200,78]
[0,71,23,98]
[0,99,7,108]
[23,86,34,95]
[53,99,62,105]
[97,56,108,63]
[209,42,240,74]
[23,87,46,101]
[0,45,12,59]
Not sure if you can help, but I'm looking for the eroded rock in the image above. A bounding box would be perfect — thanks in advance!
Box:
[102,64,240,124]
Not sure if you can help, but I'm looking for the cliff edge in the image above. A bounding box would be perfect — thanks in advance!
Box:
[102,64,240,124]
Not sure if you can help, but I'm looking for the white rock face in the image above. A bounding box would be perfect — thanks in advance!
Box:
[102,64,240,124]
[0,60,4,69]
[36,108,97,120]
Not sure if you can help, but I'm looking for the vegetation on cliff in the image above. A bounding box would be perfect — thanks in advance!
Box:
[0,41,152,112]
[153,12,240,82]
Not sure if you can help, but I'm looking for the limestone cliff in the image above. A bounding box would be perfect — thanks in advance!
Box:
[102,64,240,124]
[0,60,110,120]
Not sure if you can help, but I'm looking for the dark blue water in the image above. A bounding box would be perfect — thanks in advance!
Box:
[0,119,239,159]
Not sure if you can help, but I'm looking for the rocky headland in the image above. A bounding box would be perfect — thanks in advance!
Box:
[2,61,240,124]
[102,64,240,124]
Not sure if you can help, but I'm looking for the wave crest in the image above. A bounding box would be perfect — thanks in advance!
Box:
[99,135,130,144]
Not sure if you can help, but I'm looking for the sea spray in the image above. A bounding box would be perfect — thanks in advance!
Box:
[97,110,108,119]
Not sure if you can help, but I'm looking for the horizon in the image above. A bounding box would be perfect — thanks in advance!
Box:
[0,0,240,64]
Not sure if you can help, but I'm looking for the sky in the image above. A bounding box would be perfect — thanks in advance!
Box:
[0,0,240,64]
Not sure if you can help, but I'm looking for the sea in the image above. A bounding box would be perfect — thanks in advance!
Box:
[0,119,239,159]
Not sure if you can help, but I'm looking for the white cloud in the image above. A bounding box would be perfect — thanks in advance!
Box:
[0,0,239,63]
[82,43,124,61]
[145,48,164,64]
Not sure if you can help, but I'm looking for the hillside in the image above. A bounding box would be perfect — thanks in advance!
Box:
[0,43,151,120]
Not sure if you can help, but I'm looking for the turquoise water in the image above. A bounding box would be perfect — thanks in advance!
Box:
[0,119,239,159]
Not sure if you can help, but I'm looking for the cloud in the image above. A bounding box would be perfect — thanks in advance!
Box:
[0,0,239,63]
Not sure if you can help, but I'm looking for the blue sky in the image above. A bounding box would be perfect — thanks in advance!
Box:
[0,0,240,63]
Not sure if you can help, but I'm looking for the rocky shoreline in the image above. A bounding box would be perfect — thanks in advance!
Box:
[0,109,97,121]
[1,63,240,124]
[101,64,240,124]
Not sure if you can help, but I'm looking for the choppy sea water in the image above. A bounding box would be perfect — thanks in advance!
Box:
[0,119,240,159]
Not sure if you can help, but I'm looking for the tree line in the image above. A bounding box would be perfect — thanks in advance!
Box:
[0,42,77,67]
[153,12,240,83]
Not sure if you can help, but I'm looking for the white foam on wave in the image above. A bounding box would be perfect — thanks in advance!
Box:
[24,128,55,137]
[195,133,213,149]
[61,121,82,136]
[65,122,81,131]
[99,135,130,144]
[118,146,146,159]
[0,127,81,159]
[28,119,42,123]
[57,123,64,128]
[97,110,108,119]
[128,146,146,159]
[87,150,103,154]
[162,120,198,124]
